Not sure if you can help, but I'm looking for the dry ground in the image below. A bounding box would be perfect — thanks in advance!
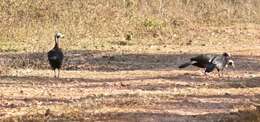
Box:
[1,0,260,121]
[0,24,260,121]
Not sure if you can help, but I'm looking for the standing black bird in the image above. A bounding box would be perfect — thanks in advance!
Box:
[48,32,64,78]
[179,52,232,75]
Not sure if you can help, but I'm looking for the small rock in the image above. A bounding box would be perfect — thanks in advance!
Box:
[118,41,127,46]
[224,93,231,96]
[45,109,51,116]
[120,82,127,87]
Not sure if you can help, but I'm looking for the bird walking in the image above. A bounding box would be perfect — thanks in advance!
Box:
[48,32,64,78]
[205,57,235,77]
[179,52,233,76]
[178,54,216,69]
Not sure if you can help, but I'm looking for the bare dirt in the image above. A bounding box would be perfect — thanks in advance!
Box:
[1,1,260,121]
[0,42,260,121]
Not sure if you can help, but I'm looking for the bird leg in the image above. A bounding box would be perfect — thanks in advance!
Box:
[217,69,221,77]
[57,69,60,78]
[204,71,207,76]
[53,69,56,78]
[200,68,206,75]
[204,71,210,80]
[222,70,225,78]
[203,68,211,80]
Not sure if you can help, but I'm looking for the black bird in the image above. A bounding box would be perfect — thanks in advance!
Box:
[48,32,64,78]
[179,52,232,75]
[205,58,235,76]
[179,54,215,69]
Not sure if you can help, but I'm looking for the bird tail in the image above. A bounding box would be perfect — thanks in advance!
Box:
[178,62,193,68]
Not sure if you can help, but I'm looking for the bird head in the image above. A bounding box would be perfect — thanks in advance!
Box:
[55,32,64,39]
[54,32,64,48]
[223,52,231,57]
[226,59,235,68]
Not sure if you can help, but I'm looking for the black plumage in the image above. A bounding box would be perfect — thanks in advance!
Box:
[205,58,235,76]
[48,32,64,78]
[178,54,215,69]
[179,52,232,76]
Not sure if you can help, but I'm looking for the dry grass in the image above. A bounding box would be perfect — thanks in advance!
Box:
[0,0,260,121]
[0,0,260,52]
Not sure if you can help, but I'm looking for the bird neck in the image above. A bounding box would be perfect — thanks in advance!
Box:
[54,37,60,49]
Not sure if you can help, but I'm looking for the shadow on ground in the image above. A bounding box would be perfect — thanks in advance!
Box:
[0,75,260,122]
[1,95,260,122]
[76,109,260,122]
[1,74,260,89]
[2,111,260,122]
[0,50,259,72]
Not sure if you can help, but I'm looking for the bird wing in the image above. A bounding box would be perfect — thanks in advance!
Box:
[204,56,217,72]
[48,55,58,60]
[48,49,64,61]
[211,55,228,70]
[205,63,216,73]
[191,54,214,65]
